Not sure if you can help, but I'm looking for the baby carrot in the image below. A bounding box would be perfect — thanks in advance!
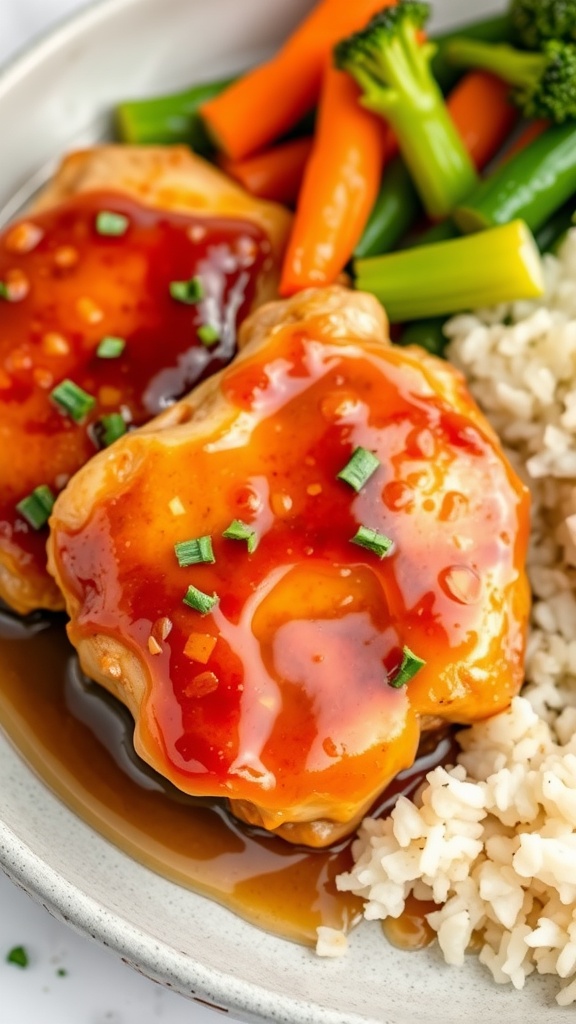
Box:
[279,66,389,296]
[448,71,518,170]
[220,137,314,206]
[200,0,396,160]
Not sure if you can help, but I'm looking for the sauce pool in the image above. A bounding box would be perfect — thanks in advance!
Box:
[0,605,454,945]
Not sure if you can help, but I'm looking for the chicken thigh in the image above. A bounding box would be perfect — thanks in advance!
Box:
[0,146,290,613]
[48,286,531,847]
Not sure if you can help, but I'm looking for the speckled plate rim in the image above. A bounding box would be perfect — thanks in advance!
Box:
[0,1,569,1022]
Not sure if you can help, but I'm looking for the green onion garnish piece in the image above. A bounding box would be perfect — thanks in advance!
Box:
[222,519,258,553]
[174,535,215,567]
[16,484,55,529]
[50,379,96,422]
[99,413,127,447]
[56,968,68,977]
[351,526,393,559]
[389,646,426,689]
[95,210,129,236]
[0,281,8,300]
[198,323,220,347]
[183,585,219,615]
[96,335,126,359]
[169,276,204,305]
[6,946,29,968]
[337,447,380,492]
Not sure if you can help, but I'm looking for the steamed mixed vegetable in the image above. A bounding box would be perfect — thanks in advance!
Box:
[116,0,576,348]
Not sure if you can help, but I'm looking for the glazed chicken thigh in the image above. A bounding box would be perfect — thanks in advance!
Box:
[48,287,531,847]
[0,146,290,614]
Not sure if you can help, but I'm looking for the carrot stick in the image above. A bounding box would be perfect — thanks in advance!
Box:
[220,137,314,206]
[279,66,388,297]
[200,0,396,161]
[447,71,518,170]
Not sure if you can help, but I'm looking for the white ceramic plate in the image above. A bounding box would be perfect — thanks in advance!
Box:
[0,1,569,1022]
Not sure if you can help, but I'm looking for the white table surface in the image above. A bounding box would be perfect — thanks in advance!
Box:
[0,3,257,1022]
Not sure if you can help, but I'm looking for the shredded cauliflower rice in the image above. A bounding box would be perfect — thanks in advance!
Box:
[324,230,576,1006]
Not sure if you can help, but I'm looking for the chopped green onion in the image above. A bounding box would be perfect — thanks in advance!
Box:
[99,413,127,447]
[169,276,204,304]
[6,946,29,968]
[183,585,219,615]
[16,484,55,529]
[222,519,258,553]
[96,336,126,359]
[198,324,220,347]
[95,210,129,236]
[50,379,96,422]
[389,646,426,689]
[351,526,394,559]
[174,535,215,567]
[0,281,8,300]
[337,447,380,492]
[56,968,68,977]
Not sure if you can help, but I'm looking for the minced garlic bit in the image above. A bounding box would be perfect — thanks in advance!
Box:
[5,221,43,254]
[184,671,219,698]
[101,655,122,679]
[315,927,348,958]
[148,636,162,656]
[53,245,79,270]
[5,268,30,302]
[76,296,104,324]
[153,616,173,641]
[42,332,70,356]
[98,385,122,407]
[184,632,217,664]
[169,496,186,516]
[306,483,322,496]
[33,367,54,390]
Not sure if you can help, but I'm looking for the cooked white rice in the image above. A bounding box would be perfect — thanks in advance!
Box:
[326,230,576,1005]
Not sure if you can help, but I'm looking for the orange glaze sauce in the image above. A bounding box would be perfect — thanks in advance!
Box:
[51,323,529,841]
[0,604,454,944]
[0,192,270,605]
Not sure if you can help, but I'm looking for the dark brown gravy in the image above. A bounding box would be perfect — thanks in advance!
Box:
[0,605,455,946]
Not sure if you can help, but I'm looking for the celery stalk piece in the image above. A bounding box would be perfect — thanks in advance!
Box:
[354,219,544,323]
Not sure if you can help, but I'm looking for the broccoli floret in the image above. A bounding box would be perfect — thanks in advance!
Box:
[510,0,576,50]
[445,37,576,122]
[334,1,478,220]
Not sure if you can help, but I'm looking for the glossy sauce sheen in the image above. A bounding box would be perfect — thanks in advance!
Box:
[52,321,530,838]
[0,608,454,943]
[0,192,270,596]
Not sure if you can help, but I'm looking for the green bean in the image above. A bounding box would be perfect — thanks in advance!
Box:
[355,157,421,258]
[455,122,576,235]
[116,77,235,153]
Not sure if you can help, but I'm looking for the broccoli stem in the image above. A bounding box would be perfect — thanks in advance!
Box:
[366,87,478,219]
[116,77,235,152]
[354,219,543,322]
[432,14,513,93]
[444,39,544,90]
[336,7,479,221]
